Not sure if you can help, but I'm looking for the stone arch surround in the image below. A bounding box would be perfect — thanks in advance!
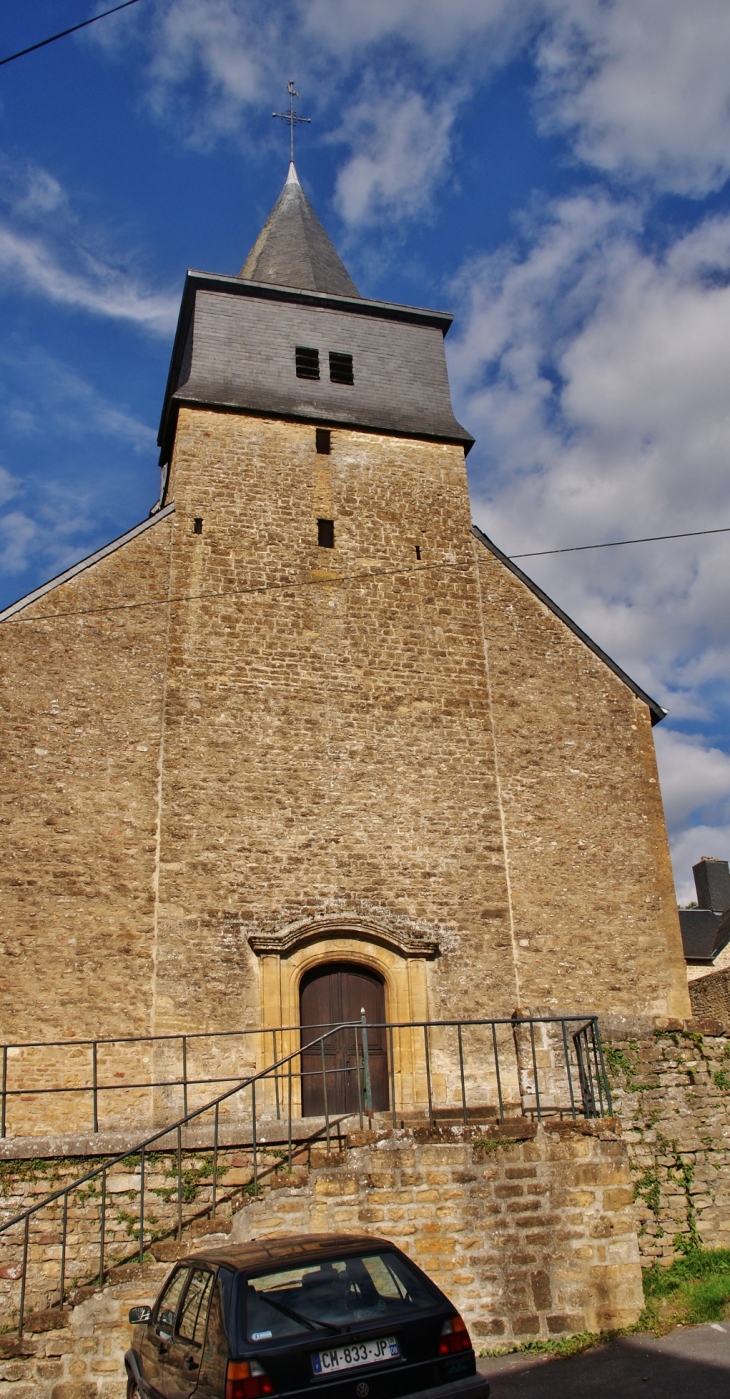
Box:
[251,918,436,1117]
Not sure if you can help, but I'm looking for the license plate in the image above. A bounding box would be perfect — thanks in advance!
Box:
[311,1337,400,1375]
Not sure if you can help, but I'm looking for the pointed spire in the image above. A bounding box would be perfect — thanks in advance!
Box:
[239,164,360,298]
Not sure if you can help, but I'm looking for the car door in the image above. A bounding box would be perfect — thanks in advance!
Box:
[163,1266,216,1399]
[138,1266,191,1399]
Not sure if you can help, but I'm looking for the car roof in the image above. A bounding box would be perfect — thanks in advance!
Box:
[177,1233,397,1273]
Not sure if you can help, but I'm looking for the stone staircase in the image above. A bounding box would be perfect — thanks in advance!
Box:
[0,1118,645,1399]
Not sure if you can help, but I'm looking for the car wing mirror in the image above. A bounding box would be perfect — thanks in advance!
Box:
[129,1305,152,1324]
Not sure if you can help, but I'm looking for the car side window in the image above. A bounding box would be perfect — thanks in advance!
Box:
[177,1269,214,1345]
[155,1267,190,1334]
[198,1277,228,1391]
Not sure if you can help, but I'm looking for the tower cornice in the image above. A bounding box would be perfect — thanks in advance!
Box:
[157,269,473,466]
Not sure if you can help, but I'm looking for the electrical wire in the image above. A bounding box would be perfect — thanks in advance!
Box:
[2,522,729,628]
[0,0,142,68]
[1,557,472,625]
[510,525,730,559]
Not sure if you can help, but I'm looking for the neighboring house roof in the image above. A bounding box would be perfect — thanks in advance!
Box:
[0,503,175,622]
[240,162,360,299]
[678,908,730,964]
[472,524,667,726]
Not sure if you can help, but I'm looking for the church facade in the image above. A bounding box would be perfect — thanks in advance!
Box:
[0,164,690,1092]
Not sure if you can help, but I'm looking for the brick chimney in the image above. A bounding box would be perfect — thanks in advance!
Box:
[693,857,730,912]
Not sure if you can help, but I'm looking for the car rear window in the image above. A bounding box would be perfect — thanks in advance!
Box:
[244,1251,437,1341]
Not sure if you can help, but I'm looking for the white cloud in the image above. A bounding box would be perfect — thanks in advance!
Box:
[98,0,730,220]
[0,477,106,583]
[90,0,526,225]
[654,730,730,835]
[0,159,178,333]
[537,0,730,195]
[333,90,458,226]
[145,0,266,138]
[666,825,730,906]
[300,0,524,61]
[447,192,730,897]
[0,225,177,333]
[453,194,730,682]
[9,166,67,220]
[0,511,39,576]
[0,350,157,454]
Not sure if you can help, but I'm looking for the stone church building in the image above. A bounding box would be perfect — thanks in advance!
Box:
[0,163,690,1109]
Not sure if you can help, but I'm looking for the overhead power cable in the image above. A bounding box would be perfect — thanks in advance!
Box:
[2,521,729,628]
[0,0,141,68]
[510,524,730,559]
[1,557,473,626]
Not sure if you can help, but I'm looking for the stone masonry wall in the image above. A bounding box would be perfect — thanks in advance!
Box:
[0,515,174,1044]
[689,967,730,1025]
[231,1125,644,1341]
[0,1124,644,1397]
[0,1261,169,1399]
[606,1027,730,1264]
[474,542,690,1023]
[155,411,517,1038]
[0,405,689,1119]
[0,1144,285,1324]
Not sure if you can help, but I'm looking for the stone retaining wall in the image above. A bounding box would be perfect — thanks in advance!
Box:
[607,1027,730,1263]
[0,1123,644,1396]
[0,1144,288,1325]
[689,968,730,1025]
[232,1124,644,1343]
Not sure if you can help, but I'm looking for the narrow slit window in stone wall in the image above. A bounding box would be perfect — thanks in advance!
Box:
[318,519,335,548]
[296,346,320,380]
[329,352,354,385]
[316,428,331,455]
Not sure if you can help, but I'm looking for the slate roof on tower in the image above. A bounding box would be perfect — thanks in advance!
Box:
[239,163,360,298]
[157,164,474,463]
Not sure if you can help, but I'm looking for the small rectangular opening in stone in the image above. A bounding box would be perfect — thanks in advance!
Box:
[193,518,203,534]
[316,428,331,455]
[318,518,335,549]
[415,545,421,560]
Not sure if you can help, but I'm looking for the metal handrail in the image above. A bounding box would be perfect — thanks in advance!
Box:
[0,1020,368,1137]
[0,1013,609,1336]
[0,1021,368,1336]
[0,1014,605,1137]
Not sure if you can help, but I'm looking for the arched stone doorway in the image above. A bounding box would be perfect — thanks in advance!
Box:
[300,962,389,1116]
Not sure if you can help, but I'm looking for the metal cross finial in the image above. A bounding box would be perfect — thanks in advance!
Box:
[272,80,311,164]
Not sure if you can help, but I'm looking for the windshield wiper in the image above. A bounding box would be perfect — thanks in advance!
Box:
[258,1294,340,1335]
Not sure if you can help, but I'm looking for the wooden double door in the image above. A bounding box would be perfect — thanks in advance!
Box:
[300,963,389,1116]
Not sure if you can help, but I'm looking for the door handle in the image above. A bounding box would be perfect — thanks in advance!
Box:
[185,1355,199,1371]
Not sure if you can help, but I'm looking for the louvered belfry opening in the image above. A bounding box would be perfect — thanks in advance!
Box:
[296,345,320,379]
[329,351,354,385]
[299,962,389,1116]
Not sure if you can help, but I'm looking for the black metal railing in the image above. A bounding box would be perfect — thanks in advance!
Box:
[0,1014,610,1335]
[0,1020,400,1138]
[0,1013,612,1139]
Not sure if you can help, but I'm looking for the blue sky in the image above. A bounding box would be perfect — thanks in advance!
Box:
[2,0,730,901]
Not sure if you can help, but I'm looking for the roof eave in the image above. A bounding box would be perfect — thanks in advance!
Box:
[0,503,176,623]
[158,269,463,464]
[472,524,667,725]
[162,392,473,468]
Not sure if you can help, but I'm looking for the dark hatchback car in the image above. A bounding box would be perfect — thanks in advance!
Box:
[125,1233,490,1399]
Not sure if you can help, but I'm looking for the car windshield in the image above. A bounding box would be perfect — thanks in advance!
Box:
[244,1251,437,1341]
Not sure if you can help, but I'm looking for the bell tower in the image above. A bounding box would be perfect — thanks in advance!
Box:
[150,159,522,1048]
